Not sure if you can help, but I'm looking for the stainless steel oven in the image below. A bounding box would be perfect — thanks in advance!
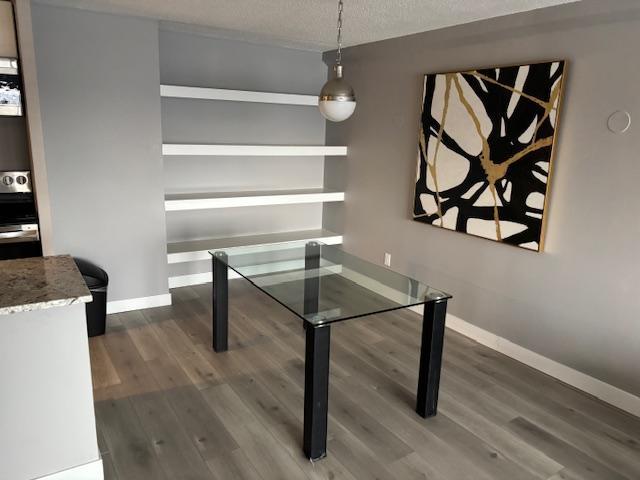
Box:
[0,171,42,259]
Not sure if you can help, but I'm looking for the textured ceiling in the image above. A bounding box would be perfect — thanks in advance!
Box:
[36,0,579,51]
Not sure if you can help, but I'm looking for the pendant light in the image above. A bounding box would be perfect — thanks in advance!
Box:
[319,0,356,122]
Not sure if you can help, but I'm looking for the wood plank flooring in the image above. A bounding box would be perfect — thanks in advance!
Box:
[90,281,640,480]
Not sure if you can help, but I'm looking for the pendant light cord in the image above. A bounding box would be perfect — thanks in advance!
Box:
[336,0,343,65]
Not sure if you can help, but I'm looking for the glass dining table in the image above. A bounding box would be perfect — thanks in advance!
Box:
[209,241,451,461]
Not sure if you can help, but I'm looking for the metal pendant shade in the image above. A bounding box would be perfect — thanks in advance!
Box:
[319,0,356,122]
[319,64,356,122]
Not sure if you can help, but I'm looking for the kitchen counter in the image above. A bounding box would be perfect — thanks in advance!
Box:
[0,254,101,480]
[0,255,91,315]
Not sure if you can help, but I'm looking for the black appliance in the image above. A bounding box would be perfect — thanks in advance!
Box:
[0,171,42,260]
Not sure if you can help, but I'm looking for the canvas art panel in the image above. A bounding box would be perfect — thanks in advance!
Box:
[413,61,566,251]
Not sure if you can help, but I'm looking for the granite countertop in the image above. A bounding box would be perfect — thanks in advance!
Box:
[0,255,92,315]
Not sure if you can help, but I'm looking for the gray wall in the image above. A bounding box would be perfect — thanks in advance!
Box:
[324,0,640,397]
[160,29,328,280]
[32,4,168,302]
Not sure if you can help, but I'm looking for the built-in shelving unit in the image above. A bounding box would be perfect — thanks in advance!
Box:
[162,144,347,156]
[168,257,342,289]
[167,229,342,264]
[161,85,319,106]
[165,189,345,211]
[162,81,346,288]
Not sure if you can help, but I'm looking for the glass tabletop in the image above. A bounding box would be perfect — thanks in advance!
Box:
[210,241,451,326]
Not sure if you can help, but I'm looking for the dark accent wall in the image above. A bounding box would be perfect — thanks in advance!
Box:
[0,117,29,170]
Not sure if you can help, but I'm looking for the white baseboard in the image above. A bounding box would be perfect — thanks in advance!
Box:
[168,264,343,290]
[169,272,213,288]
[106,293,172,314]
[409,306,640,418]
[35,458,103,480]
[167,258,328,289]
[167,269,295,289]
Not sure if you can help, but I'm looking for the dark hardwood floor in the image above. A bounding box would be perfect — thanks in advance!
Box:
[90,281,640,480]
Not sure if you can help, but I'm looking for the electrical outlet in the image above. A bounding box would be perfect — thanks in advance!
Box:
[384,252,391,267]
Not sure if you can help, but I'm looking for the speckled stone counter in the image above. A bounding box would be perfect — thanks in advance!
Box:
[0,255,92,315]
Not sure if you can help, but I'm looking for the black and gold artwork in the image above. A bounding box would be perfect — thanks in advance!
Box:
[413,61,566,251]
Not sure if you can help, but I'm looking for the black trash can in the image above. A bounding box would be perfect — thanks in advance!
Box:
[74,258,109,337]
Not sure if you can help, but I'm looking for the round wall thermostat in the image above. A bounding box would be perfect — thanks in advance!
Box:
[607,110,631,134]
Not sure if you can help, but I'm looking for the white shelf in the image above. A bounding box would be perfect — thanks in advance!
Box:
[168,261,343,289]
[160,85,319,106]
[165,188,345,212]
[167,229,343,264]
[162,144,347,157]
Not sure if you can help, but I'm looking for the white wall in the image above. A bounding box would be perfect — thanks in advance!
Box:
[0,304,99,480]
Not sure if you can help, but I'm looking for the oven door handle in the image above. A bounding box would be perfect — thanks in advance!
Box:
[0,230,40,244]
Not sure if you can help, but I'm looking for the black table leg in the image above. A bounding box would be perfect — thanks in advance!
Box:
[303,324,331,461]
[304,241,320,318]
[212,252,228,352]
[416,299,448,418]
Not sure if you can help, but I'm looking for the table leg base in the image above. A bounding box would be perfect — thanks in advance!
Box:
[308,452,327,462]
[212,252,229,353]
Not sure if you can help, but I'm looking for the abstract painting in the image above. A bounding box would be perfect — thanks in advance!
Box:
[413,61,566,251]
